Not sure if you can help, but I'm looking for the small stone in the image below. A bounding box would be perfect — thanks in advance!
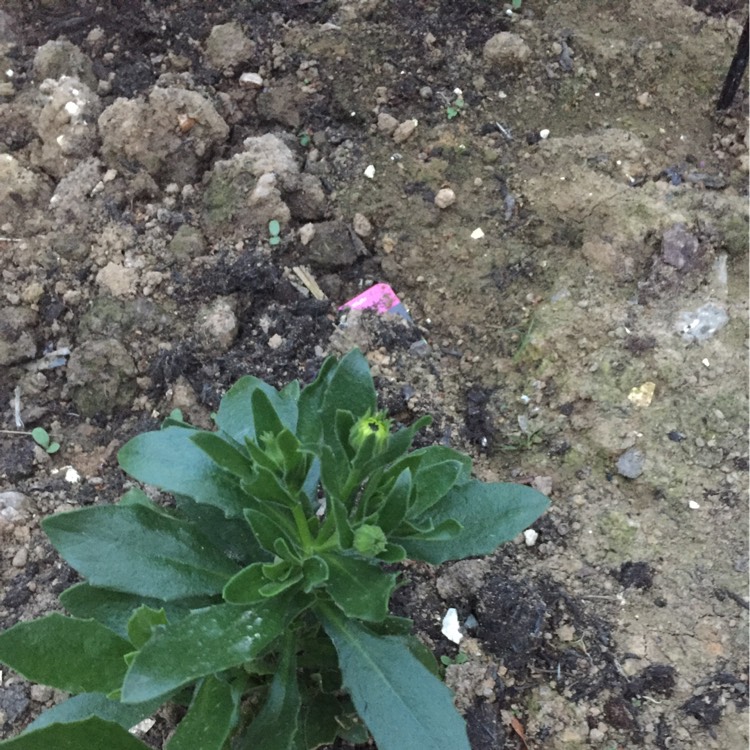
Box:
[419,86,433,99]
[299,223,316,245]
[688,500,701,510]
[377,112,399,135]
[470,227,485,240]
[0,491,32,524]
[483,32,532,69]
[616,447,645,479]
[268,333,283,349]
[12,546,28,568]
[539,128,550,139]
[392,119,418,144]
[661,223,699,270]
[196,297,238,353]
[95,262,138,298]
[434,188,456,209]
[30,685,53,703]
[204,22,255,70]
[523,529,539,547]
[363,164,375,179]
[353,212,372,237]
[636,91,652,109]
[239,72,264,88]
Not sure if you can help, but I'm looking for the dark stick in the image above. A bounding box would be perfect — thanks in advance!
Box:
[716,18,749,111]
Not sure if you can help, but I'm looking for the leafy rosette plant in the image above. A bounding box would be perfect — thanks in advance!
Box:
[0,349,549,750]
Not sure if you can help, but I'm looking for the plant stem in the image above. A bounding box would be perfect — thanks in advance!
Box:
[292,504,314,554]
[0,429,30,436]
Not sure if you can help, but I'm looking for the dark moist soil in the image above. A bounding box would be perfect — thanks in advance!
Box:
[0,0,748,748]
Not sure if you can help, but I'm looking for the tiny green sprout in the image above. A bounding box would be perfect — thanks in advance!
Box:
[446,90,465,120]
[0,426,60,454]
[299,132,311,148]
[440,652,469,666]
[512,0,523,9]
[31,427,61,454]
[268,219,281,246]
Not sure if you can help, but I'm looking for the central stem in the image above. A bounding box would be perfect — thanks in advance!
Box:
[292,504,314,554]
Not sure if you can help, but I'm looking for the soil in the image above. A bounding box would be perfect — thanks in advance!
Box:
[0,0,748,748]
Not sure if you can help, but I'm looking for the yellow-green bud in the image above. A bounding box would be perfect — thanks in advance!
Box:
[353,524,388,556]
[349,411,391,453]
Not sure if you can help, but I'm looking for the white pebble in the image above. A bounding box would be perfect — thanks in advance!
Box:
[364,164,376,179]
[441,608,463,644]
[539,128,550,139]
[470,227,485,240]
[688,500,700,510]
[523,529,539,546]
[434,188,456,209]
[65,467,81,483]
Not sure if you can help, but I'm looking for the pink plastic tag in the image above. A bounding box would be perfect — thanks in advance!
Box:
[339,283,405,316]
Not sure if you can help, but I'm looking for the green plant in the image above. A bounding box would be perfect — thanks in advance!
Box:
[0,349,549,750]
[0,425,60,454]
[446,89,465,120]
[268,219,281,246]
[512,0,523,9]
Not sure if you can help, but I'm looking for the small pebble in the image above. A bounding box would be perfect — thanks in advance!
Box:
[689,500,701,510]
[376,112,399,135]
[363,164,375,179]
[434,188,456,209]
[392,119,418,144]
[470,227,485,240]
[617,447,645,479]
[353,212,372,237]
[12,547,28,568]
[539,128,550,139]
[523,529,539,547]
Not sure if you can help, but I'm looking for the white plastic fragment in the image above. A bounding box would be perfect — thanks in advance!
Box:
[688,500,700,510]
[539,128,550,139]
[470,227,485,240]
[441,608,463,644]
[64,467,81,484]
[702,358,710,367]
[364,164,376,179]
[129,718,156,735]
[523,529,539,547]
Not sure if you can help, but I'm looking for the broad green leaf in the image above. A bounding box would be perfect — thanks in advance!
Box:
[122,601,295,703]
[1,716,151,749]
[236,638,300,750]
[302,556,329,592]
[118,427,250,517]
[394,518,462,542]
[399,480,550,564]
[241,465,297,507]
[127,606,168,649]
[43,505,239,600]
[0,614,130,694]
[23,692,164,734]
[189,432,254,481]
[321,350,376,432]
[214,376,298,443]
[60,584,204,639]
[293,691,342,750]
[320,608,470,750]
[116,487,153,508]
[223,563,267,604]
[165,676,239,750]
[410,460,464,517]
[322,553,396,622]
[174,496,268,565]
[296,356,337,444]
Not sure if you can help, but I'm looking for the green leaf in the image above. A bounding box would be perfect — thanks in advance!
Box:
[376,467,411,533]
[321,350,376,433]
[60,584,203,639]
[165,676,239,750]
[189,432,254,481]
[30,427,50,448]
[223,563,267,604]
[127,606,168,649]
[244,507,297,555]
[0,614,130,694]
[297,356,337,444]
[241,465,297,507]
[122,600,296,703]
[43,505,239,600]
[252,387,286,438]
[302,556,329,592]
[1,716,151,749]
[214,376,298,444]
[236,638,300,750]
[293,691,342,750]
[398,480,550,564]
[118,426,250,517]
[320,607,470,750]
[322,553,396,622]
[268,219,281,237]
[411,459,464,517]
[23,693,164,734]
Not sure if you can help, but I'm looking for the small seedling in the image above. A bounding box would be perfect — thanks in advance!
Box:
[268,219,281,246]
[298,131,311,148]
[440,652,469,666]
[446,89,465,120]
[0,426,60,454]
[512,0,523,9]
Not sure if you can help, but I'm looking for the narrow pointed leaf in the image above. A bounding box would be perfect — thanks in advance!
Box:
[43,505,239,600]
[410,460,464,516]
[122,601,294,703]
[236,639,300,750]
[297,356,337,444]
[165,676,239,750]
[189,432,253,480]
[400,480,550,564]
[0,614,130,694]
[24,692,164,734]
[243,507,297,555]
[320,607,470,750]
[376,468,411,532]
[322,554,396,622]
[1,717,151,749]
[223,563,267,604]
[251,387,286,438]
[118,426,249,517]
